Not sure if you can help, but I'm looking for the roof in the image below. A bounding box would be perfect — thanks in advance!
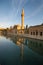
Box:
[29,24,43,28]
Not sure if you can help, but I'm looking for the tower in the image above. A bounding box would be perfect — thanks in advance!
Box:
[21,9,24,29]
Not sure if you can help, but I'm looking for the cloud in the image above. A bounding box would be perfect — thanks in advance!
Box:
[11,0,29,17]
[25,3,43,19]
[14,0,24,17]
[40,16,43,23]
[8,0,24,21]
[8,0,29,20]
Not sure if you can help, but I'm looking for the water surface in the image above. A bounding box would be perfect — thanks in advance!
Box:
[0,35,43,65]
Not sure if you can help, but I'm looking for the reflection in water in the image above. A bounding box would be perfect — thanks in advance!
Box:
[5,35,43,56]
[20,44,24,63]
[6,36,43,58]
[6,35,25,62]
[0,34,43,65]
[25,38,43,55]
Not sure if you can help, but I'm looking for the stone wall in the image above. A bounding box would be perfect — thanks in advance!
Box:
[28,25,43,40]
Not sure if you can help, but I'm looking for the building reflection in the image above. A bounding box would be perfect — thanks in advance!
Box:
[11,37,24,62]
[4,35,43,55]
[5,35,25,62]
[24,38,43,55]
[19,43,24,63]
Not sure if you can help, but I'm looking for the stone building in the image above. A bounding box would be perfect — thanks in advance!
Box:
[13,25,21,34]
[10,9,25,34]
[28,24,43,40]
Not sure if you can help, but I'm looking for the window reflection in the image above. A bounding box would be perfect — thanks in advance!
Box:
[2,35,43,55]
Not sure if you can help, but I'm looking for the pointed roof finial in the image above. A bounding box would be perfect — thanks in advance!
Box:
[22,8,24,15]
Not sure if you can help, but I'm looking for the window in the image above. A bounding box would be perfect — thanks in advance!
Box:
[31,32,32,35]
[36,30,38,35]
[33,32,35,35]
[40,32,42,36]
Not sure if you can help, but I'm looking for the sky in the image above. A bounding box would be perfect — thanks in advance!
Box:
[0,0,43,28]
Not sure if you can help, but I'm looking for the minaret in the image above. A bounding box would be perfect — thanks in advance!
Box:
[21,9,24,29]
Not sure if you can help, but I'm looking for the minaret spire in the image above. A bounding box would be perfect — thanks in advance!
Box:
[21,9,24,29]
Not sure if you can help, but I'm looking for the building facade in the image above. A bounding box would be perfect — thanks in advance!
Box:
[28,24,43,40]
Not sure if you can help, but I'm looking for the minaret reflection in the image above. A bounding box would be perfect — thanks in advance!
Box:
[7,36,25,62]
[20,43,24,62]
[16,37,24,62]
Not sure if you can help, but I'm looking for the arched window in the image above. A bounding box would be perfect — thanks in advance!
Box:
[31,32,32,35]
[33,32,35,35]
[40,32,42,36]
[36,30,38,35]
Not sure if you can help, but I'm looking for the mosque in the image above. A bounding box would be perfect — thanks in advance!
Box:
[11,9,25,34]
[6,9,43,40]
